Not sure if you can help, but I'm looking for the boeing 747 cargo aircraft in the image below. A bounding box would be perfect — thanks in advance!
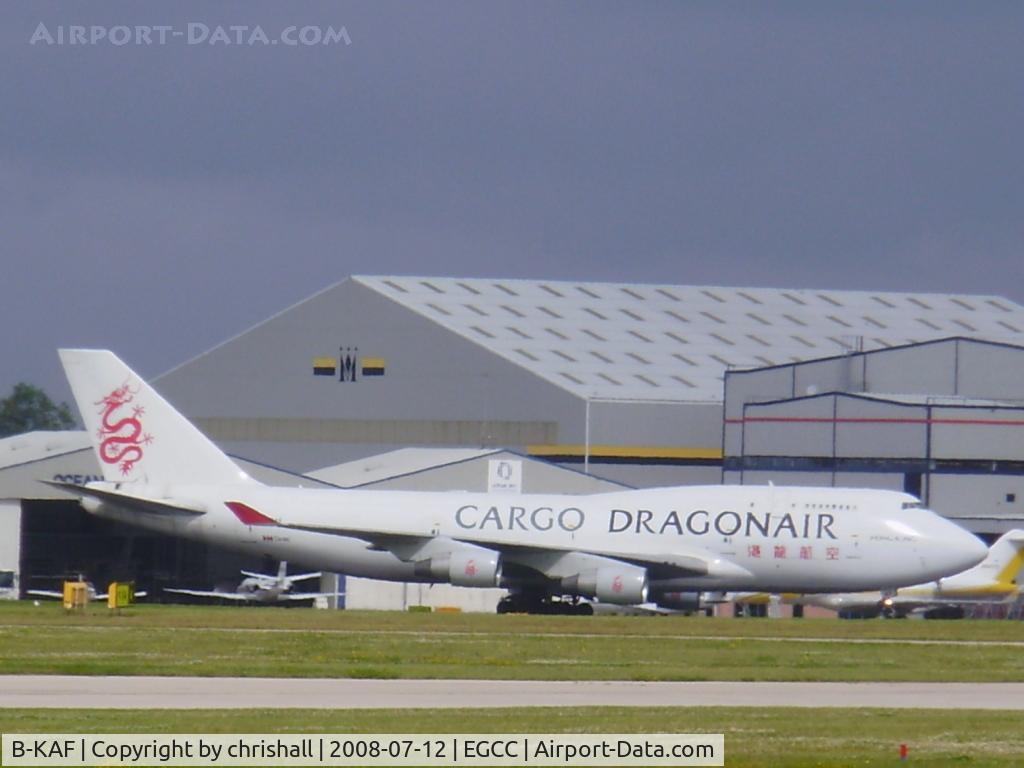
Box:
[49,349,987,614]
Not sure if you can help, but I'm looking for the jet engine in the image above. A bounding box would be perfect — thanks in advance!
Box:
[653,591,702,612]
[414,547,502,588]
[561,564,648,605]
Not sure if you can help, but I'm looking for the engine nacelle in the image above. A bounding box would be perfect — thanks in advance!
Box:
[414,548,502,588]
[562,565,648,605]
[654,591,702,612]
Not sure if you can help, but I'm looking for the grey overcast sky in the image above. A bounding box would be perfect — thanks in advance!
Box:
[2,1,1022,404]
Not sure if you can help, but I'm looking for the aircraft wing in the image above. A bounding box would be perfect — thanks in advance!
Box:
[164,588,251,600]
[280,591,340,601]
[887,589,1018,614]
[44,482,206,516]
[483,541,729,579]
[561,547,722,578]
[236,570,323,583]
[27,588,146,600]
[274,518,747,581]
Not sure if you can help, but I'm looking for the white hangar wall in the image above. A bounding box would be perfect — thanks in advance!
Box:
[724,338,1024,534]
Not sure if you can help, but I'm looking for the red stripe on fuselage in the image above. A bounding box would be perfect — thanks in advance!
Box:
[225,501,277,526]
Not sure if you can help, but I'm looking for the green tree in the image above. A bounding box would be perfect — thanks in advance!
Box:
[0,383,78,438]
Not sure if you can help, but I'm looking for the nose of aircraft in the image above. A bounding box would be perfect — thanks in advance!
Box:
[919,513,988,578]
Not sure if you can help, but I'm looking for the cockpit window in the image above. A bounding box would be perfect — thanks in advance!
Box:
[901,501,924,510]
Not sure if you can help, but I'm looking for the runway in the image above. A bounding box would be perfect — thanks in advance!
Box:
[2,676,1023,710]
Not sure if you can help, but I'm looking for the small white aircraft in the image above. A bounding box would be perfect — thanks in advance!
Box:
[166,561,334,604]
[808,528,1024,618]
[49,349,988,614]
[726,529,1024,618]
[26,580,147,601]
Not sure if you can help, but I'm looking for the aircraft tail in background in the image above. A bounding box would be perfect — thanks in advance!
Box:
[941,529,1024,593]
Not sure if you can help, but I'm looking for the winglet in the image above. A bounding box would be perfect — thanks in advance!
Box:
[225,501,277,526]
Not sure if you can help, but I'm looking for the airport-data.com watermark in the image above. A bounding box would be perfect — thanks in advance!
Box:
[29,22,351,47]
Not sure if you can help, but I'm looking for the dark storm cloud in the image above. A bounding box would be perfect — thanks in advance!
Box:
[1,1,1022,402]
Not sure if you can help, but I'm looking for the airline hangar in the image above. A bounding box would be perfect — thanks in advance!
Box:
[2,276,1024,605]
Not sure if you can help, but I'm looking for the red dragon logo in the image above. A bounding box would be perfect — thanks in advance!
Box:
[95,381,153,475]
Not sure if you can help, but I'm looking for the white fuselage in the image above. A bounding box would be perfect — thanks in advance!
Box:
[235,577,290,602]
[85,482,985,594]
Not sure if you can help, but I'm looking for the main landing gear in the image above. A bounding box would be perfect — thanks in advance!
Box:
[496,592,594,615]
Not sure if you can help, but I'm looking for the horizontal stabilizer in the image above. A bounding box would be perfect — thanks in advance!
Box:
[285,572,324,583]
[44,481,206,517]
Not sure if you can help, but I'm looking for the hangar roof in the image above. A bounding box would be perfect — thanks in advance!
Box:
[0,431,89,471]
[308,447,499,487]
[307,447,629,492]
[356,277,1024,402]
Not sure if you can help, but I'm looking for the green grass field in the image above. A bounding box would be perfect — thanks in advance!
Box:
[1,603,1023,681]
[2,603,1024,766]
[2,707,1023,767]
[3,601,1024,640]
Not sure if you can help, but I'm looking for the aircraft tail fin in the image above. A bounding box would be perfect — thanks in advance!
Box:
[949,529,1024,590]
[990,530,1024,586]
[59,349,256,486]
